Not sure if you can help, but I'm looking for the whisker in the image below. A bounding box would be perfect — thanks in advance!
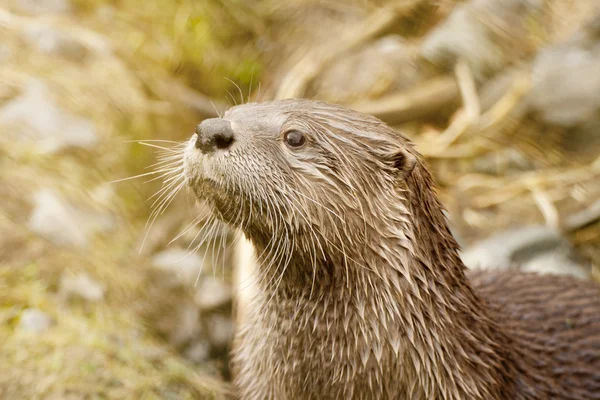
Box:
[288,187,344,223]
[124,139,183,144]
[136,142,181,152]
[184,215,217,254]
[140,179,185,253]
[225,77,244,105]
[256,81,262,103]
[227,90,238,106]
[265,231,294,309]
[168,213,205,246]
[126,139,188,254]
[107,170,165,184]
[143,172,182,184]
[148,167,183,193]
[144,159,183,171]
[247,67,255,104]
[146,184,181,211]
[146,179,184,228]
[193,218,223,286]
[210,100,223,118]
[168,217,219,281]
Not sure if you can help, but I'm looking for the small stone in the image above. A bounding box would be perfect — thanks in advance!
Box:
[96,5,116,23]
[194,277,232,310]
[43,392,85,400]
[15,0,71,15]
[169,305,201,347]
[27,188,114,248]
[184,341,211,364]
[28,189,88,248]
[314,35,421,103]
[59,272,105,302]
[461,225,591,279]
[18,309,53,333]
[90,185,115,207]
[151,249,207,283]
[471,148,534,175]
[522,253,591,281]
[22,25,89,62]
[0,44,12,64]
[140,345,168,361]
[0,80,97,154]
[82,208,115,234]
[205,315,234,349]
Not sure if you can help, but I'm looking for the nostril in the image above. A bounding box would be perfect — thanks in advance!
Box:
[194,118,235,154]
[214,132,234,150]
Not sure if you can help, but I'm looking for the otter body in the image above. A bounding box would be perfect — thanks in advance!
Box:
[182,100,600,399]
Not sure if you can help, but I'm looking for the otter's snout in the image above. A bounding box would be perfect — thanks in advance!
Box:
[194,118,235,154]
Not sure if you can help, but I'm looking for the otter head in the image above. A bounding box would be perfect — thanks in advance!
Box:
[183,99,425,280]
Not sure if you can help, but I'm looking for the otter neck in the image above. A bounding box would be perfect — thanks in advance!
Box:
[246,166,517,399]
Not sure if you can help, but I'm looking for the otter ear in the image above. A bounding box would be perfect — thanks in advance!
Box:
[388,148,417,178]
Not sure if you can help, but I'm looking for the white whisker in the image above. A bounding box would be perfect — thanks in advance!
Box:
[225,77,244,105]
[136,142,181,152]
[106,170,166,184]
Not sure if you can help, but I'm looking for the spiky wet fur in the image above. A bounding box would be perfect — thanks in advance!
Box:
[182,99,600,399]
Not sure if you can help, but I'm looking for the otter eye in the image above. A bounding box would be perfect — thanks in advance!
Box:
[284,130,306,148]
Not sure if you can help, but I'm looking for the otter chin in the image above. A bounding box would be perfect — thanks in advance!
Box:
[183,99,600,400]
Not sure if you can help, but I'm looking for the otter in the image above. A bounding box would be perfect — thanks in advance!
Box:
[182,99,600,399]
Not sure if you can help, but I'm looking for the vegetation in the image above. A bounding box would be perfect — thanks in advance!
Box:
[1,0,598,398]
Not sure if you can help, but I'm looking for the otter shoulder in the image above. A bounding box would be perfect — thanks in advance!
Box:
[468,269,600,400]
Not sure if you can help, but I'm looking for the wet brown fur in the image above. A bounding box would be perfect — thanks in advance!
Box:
[182,99,600,400]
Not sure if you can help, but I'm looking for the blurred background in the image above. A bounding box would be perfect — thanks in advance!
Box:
[1,0,599,398]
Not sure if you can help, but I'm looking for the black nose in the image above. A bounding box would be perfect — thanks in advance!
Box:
[194,118,235,154]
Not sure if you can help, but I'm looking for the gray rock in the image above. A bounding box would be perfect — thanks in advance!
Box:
[522,253,590,280]
[478,67,530,116]
[151,248,208,284]
[59,272,105,302]
[169,305,201,347]
[194,277,232,310]
[183,340,211,364]
[18,309,53,333]
[0,80,97,154]
[90,185,115,207]
[205,314,234,350]
[471,148,534,175]
[314,35,421,103]
[15,0,71,15]
[28,189,88,248]
[0,44,12,64]
[27,189,114,248]
[421,0,542,78]
[529,14,600,127]
[22,25,89,62]
[96,5,116,23]
[461,225,590,279]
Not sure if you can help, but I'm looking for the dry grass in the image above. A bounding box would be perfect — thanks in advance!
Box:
[0,1,254,398]
[1,0,599,398]
[0,262,227,400]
